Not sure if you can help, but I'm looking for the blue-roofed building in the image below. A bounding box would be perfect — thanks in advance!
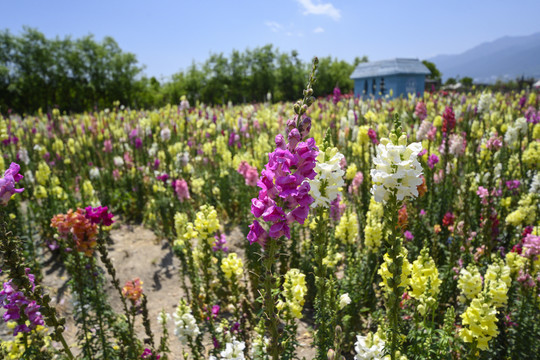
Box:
[350,58,430,99]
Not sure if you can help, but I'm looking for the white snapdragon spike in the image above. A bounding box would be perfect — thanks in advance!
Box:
[210,338,246,360]
[370,136,423,203]
[17,148,30,165]
[250,335,269,359]
[89,167,100,179]
[354,333,385,360]
[160,127,171,142]
[530,171,540,193]
[173,307,200,344]
[504,117,528,147]
[477,92,493,114]
[113,156,124,167]
[310,149,346,208]
[148,142,159,157]
[157,310,171,326]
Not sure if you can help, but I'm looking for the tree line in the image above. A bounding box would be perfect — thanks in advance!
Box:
[0,28,368,114]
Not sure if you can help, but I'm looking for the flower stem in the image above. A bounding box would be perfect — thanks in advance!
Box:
[385,193,404,360]
[262,237,281,360]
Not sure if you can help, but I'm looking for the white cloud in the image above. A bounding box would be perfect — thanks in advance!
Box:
[296,0,341,21]
[265,21,282,33]
[313,27,325,33]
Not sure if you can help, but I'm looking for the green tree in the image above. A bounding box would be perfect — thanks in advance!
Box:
[422,60,442,82]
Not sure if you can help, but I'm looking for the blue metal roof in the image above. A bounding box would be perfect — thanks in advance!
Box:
[350,58,430,79]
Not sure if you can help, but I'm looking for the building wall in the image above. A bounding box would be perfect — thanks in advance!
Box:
[354,74,425,99]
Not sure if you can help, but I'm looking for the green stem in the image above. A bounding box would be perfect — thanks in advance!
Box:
[385,193,403,360]
[90,257,110,358]
[262,237,281,360]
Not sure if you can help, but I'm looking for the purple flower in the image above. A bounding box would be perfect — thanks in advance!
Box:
[247,220,267,246]
[505,180,520,190]
[0,162,24,206]
[404,231,414,241]
[427,154,439,169]
[212,234,228,252]
[248,115,318,246]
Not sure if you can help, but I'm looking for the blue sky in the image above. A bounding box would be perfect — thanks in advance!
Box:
[3,0,540,80]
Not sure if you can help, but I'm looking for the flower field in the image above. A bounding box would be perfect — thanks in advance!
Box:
[1,61,539,359]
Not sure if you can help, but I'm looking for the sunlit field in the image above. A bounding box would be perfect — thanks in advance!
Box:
[1,62,539,359]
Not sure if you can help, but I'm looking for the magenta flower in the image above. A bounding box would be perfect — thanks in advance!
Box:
[367,128,379,144]
[427,154,439,169]
[0,162,24,206]
[247,117,318,247]
[85,206,115,226]
[442,106,456,135]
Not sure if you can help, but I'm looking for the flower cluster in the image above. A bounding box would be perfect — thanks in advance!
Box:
[276,268,307,319]
[194,204,220,243]
[85,205,114,226]
[141,348,161,359]
[210,338,246,360]
[370,135,423,203]
[483,259,511,308]
[237,161,259,186]
[0,279,44,336]
[378,247,412,296]
[354,331,385,360]
[0,162,24,206]
[309,147,345,208]
[122,278,144,303]
[457,264,482,303]
[221,253,243,280]
[459,296,499,351]
[172,179,190,202]
[335,211,358,245]
[409,249,441,315]
[248,117,318,246]
[173,300,200,345]
[51,208,99,256]
[364,198,384,251]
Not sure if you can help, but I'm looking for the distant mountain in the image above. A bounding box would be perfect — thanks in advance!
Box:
[428,32,540,84]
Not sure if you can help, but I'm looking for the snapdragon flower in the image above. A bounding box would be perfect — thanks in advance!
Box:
[370,135,423,203]
[247,117,318,246]
[276,268,307,319]
[221,253,243,280]
[459,296,499,351]
[458,264,482,303]
[309,147,345,208]
[173,300,200,345]
[210,338,246,360]
[0,162,24,206]
[354,332,385,360]
[410,249,441,315]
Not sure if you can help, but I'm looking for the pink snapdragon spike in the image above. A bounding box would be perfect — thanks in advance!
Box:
[0,162,24,206]
[523,234,540,259]
[172,179,190,202]
[247,117,318,247]
[237,161,259,186]
[414,101,427,120]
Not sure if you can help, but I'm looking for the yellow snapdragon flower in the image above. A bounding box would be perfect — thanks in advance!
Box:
[221,253,243,280]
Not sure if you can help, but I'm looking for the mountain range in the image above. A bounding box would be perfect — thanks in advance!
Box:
[428,32,540,84]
